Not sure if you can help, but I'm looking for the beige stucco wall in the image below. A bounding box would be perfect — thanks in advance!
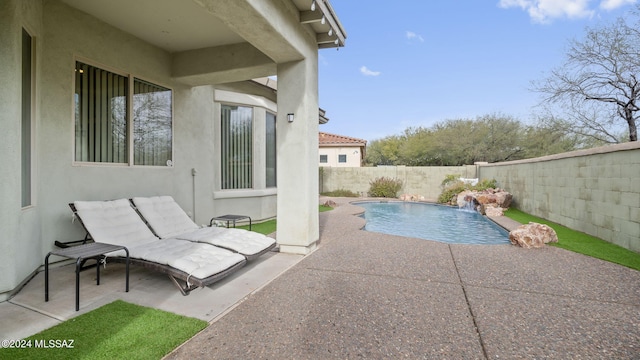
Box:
[0,0,45,300]
[0,0,303,297]
[319,146,363,167]
[320,165,477,201]
[478,142,640,252]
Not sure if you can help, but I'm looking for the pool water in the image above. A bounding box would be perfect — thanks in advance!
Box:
[355,201,511,245]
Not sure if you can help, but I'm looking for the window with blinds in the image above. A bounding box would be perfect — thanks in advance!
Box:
[221,105,253,189]
[133,79,172,166]
[74,61,172,166]
[265,111,277,187]
[22,29,33,207]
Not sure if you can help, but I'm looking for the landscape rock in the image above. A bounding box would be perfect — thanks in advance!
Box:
[484,206,504,217]
[323,200,337,207]
[456,191,480,210]
[399,194,425,201]
[509,222,558,248]
[456,188,511,211]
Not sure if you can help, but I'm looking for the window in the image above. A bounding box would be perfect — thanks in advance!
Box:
[221,105,253,189]
[74,62,127,163]
[338,154,347,163]
[74,61,172,166]
[21,29,33,207]
[320,154,328,163]
[133,79,172,166]
[265,112,276,187]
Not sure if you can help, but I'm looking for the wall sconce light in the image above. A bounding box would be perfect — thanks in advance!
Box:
[287,113,295,123]
[311,0,316,11]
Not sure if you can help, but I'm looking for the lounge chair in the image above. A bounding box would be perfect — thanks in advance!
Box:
[131,196,277,261]
[70,199,246,295]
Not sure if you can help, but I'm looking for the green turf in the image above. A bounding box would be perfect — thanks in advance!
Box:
[239,219,276,234]
[504,208,640,271]
[0,300,207,360]
[238,205,333,235]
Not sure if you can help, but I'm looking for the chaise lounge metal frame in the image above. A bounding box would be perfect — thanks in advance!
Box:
[68,203,246,296]
[129,197,277,261]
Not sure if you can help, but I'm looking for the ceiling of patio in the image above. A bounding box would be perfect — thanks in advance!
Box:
[60,0,345,53]
[61,0,245,53]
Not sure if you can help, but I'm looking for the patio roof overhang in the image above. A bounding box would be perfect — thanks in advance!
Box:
[60,0,346,85]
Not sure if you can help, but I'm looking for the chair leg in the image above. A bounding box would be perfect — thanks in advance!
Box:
[167,275,196,296]
[75,258,82,311]
[45,253,51,302]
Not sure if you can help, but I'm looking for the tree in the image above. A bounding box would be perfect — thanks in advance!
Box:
[534,11,640,142]
[428,114,526,165]
[365,114,542,166]
[365,135,404,166]
[520,120,582,158]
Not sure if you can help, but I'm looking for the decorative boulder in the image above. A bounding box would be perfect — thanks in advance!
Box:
[456,188,512,214]
[400,194,425,201]
[484,206,504,217]
[474,189,512,208]
[456,191,479,210]
[509,222,558,248]
[323,200,337,208]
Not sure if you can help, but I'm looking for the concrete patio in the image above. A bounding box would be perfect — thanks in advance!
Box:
[2,198,639,359]
[0,245,302,340]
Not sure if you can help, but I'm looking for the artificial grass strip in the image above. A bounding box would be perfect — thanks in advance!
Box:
[238,205,333,235]
[0,300,207,360]
[239,219,276,235]
[504,208,640,271]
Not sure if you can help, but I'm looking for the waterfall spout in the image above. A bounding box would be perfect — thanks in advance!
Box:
[459,194,478,212]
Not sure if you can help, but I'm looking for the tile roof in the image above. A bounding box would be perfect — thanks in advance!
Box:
[319,132,367,146]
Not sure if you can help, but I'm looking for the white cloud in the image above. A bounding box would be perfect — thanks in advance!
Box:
[360,66,381,77]
[498,0,595,23]
[600,0,637,10]
[406,31,425,42]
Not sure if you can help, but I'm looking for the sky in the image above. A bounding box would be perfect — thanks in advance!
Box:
[317,0,638,142]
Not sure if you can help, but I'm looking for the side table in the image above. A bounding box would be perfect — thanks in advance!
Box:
[45,243,129,311]
[210,214,252,230]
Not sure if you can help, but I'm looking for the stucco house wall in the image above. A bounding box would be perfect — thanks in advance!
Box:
[319,147,363,167]
[0,0,345,299]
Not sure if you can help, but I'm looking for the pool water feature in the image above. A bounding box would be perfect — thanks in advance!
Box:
[355,201,511,245]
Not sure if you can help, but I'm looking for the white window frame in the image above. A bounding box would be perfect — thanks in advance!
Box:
[72,57,174,168]
[22,27,36,209]
[213,90,278,199]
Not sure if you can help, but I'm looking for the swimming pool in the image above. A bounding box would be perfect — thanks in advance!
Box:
[355,201,511,245]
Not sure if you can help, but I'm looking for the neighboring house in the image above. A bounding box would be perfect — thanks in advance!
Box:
[0,0,346,300]
[319,132,367,167]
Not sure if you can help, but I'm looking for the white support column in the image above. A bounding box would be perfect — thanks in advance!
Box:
[276,57,319,255]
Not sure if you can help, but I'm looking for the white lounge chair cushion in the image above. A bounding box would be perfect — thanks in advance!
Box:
[177,227,276,257]
[74,199,158,248]
[127,239,245,280]
[132,196,198,238]
[132,196,276,256]
[73,199,245,279]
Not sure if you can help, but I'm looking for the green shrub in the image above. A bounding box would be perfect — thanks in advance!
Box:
[437,175,498,204]
[321,189,359,197]
[440,174,461,188]
[368,177,403,198]
[437,180,467,204]
[476,178,497,189]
